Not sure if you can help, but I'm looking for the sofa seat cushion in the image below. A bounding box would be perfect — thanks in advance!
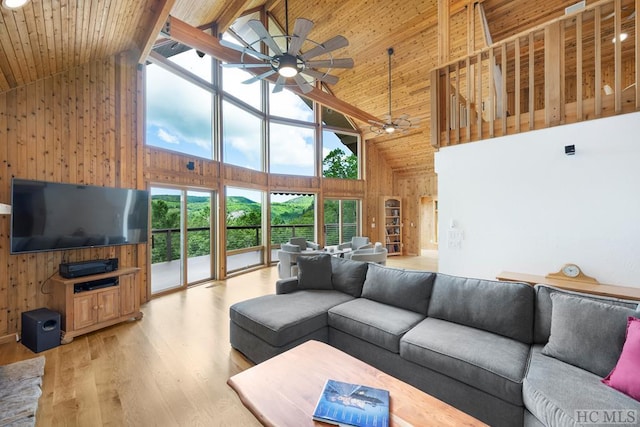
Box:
[328,298,425,353]
[230,290,354,347]
[400,317,530,406]
[524,345,640,427]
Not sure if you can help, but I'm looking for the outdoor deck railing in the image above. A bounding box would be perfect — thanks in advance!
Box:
[151,223,356,263]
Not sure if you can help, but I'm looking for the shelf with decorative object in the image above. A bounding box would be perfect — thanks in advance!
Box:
[381,196,402,256]
[496,269,640,301]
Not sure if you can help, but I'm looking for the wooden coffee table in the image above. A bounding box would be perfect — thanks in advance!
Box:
[228,340,486,426]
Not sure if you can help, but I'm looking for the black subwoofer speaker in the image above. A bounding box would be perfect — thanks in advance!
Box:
[21,308,61,353]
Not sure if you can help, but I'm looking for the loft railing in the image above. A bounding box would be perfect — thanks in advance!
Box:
[431,0,639,148]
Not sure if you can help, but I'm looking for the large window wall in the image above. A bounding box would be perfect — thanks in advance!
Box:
[145,12,363,275]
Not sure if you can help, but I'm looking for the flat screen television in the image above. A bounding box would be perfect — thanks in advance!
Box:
[10,178,149,254]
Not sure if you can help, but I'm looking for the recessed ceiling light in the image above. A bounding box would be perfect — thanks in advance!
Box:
[2,0,30,9]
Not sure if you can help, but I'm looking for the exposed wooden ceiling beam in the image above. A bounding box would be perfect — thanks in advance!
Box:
[136,0,177,64]
[216,0,256,35]
[164,15,380,125]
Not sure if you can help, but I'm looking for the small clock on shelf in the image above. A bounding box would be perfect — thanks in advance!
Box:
[546,263,599,284]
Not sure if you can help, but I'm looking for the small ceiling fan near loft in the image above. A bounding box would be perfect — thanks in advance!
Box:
[220,0,353,94]
[369,48,419,135]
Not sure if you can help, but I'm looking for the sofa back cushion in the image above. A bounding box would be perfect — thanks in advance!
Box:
[542,292,638,377]
[330,257,368,297]
[361,263,435,314]
[534,284,639,344]
[297,254,333,290]
[428,274,535,343]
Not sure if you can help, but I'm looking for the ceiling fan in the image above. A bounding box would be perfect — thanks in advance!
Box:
[220,1,353,94]
[369,48,418,135]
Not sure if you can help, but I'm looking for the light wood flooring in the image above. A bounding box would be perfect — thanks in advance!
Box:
[0,255,437,426]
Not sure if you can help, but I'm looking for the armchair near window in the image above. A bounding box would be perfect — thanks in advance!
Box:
[348,242,387,265]
[287,237,321,251]
[337,236,370,251]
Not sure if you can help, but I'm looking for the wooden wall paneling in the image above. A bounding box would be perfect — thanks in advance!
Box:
[394,172,438,257]
[0,91,7,338]
[363,143,394,244]
[223,164,269,189]
[0,55,143,335]
[322,178,365,199]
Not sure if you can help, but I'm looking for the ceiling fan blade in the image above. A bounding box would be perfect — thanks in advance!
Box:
[287,18,314,56]
[243,69,277,84]
[272,76,287,93]
[221,63,271,69]
[368,119,386,126]
[247,19,283,55]
[301,35,349,60]
[293,74,314,94]
[301,69,339,85]
[397,114,409,121]
[305,58,354,69]
[220,39,272,61]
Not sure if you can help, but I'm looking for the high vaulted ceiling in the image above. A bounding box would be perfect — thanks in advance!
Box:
[0,0,582,174]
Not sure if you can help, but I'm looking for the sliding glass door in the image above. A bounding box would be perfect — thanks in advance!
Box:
[324,199,359,246]
[150,186,216,295]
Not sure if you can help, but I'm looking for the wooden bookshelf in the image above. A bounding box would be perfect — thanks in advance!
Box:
[381,196,402,256]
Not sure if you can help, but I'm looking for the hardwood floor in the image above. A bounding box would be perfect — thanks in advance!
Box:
[0,255,437,426]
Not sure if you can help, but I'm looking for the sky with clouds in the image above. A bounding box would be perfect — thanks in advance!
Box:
[145,49,348,182]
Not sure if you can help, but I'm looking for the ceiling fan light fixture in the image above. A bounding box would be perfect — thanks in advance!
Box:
[2,0,29,9]
[274,54,300,78]
[384,124,396,134]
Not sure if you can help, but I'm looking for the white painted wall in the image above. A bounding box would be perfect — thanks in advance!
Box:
[435,112,640,287]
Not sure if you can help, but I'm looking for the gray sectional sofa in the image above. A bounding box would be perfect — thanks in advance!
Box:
[229,254,640,426]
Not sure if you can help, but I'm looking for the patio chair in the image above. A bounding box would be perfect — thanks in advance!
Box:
[348,242,388,265]
[337,236,370,251]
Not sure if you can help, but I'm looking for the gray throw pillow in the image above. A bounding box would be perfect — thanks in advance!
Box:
[331,257,368,297]
[297,254,333,290]
[542,293,638,377]
[361,263,435,314]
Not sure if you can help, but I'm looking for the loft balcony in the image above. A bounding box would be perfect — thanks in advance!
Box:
[431,0,639,148]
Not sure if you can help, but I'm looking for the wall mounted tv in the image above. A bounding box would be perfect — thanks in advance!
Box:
[10,178,149,254]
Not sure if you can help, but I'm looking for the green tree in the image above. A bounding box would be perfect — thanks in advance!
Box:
[322,148,357,179]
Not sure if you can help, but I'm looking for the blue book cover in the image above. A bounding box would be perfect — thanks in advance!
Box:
[312,379,390,427]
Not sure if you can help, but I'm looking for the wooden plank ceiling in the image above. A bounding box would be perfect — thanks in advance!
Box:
[0,0,582,174]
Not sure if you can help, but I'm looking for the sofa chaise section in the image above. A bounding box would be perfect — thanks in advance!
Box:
[230,290,354,364]
[230,255,368,364]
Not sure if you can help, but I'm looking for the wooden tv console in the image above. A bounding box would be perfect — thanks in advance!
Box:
[48,267,142,344]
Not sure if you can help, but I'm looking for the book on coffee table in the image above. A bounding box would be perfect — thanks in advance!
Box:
[312,379,390,427]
